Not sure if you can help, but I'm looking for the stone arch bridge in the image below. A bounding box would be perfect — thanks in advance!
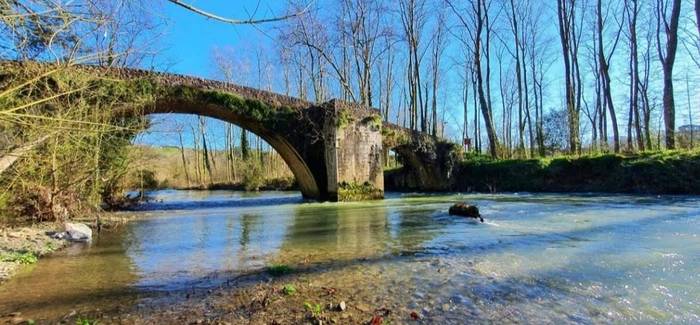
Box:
[1,62,460,201]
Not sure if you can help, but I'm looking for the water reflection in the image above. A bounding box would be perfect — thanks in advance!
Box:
[0,191,698,323]
[0,230,138,320]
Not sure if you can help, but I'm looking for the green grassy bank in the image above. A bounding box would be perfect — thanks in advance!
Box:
[452,151,700,194]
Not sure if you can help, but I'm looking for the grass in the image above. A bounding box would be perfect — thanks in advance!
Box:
[303,302,323,318]
[0,251,38,264]
[267,264,293,276]
[75,317,98,325]
[282,284,297,295]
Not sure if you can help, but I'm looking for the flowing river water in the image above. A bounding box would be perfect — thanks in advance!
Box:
[1,190,699,323]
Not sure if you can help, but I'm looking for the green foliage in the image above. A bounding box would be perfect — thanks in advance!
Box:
[304,302,323,318]
[381,127,410,148]
[267,264,293,276]
[45,241,56,252]
[0,65,151,221]
[242,159,266,191]
[338,181,383,201]
[1,251,38,264]
[455,151,700,194]
[75,317,98,325]
[282,284,297,295]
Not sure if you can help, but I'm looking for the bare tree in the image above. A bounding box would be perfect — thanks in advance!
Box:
[399,0,427,131]
[429,7,447,136]
[586,0,624,153]
[448,0,499,157]
[656,0,682,149]
[557,0,582,154]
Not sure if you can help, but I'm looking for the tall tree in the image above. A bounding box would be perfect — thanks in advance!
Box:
[595,0,625,153]
[448,0,499,157]
[399,0,427,131]
[429,8,447,137]
[556,0,581,154]
[656,0,682,149]
[625,0,644,151]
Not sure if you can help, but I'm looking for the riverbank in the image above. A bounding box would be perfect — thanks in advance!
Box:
[0,214,138,283]
[0,224,67,282]
[175,177,298,192]
[388,150,700,194]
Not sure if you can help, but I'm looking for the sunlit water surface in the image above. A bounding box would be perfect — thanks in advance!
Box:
[1,190,699,323]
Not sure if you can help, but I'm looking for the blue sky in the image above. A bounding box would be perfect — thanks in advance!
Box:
[135,0,700,150]
[136,1,289,149]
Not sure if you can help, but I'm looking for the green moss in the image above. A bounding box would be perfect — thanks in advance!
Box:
[361,113,382,130]
[338,181,383,201]
[336,109,354,129]
[164,86,295,129]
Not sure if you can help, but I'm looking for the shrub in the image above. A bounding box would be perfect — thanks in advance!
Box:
[242,159,266,191]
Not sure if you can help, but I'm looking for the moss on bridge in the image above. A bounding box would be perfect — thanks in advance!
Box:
[337,181,383,201]
[164,85,298,128]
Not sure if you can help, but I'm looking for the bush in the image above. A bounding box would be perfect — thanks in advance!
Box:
[454,151,700,194]
[242,159,266,191]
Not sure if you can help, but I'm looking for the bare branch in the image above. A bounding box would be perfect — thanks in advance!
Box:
[167,0,311,25]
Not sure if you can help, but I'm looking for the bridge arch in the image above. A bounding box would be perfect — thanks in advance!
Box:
[144,98,321,199]
[1,61,429,200]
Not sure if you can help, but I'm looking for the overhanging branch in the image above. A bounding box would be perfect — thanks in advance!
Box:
[167,0,311,25]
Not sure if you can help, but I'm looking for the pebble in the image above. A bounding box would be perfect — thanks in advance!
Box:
[356,303,370,313]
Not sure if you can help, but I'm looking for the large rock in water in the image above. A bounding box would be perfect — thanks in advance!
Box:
[448,203,484,222]
[64,223,92,242]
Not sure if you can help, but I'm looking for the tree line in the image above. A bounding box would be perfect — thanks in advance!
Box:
[261,0,698,158]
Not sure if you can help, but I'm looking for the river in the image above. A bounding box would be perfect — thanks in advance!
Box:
[1,190,699,323]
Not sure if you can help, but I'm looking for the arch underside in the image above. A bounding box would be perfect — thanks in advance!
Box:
[147,98,323,199]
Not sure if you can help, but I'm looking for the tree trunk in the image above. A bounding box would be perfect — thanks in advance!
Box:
[597,0,621,152]
[658,0,681,149]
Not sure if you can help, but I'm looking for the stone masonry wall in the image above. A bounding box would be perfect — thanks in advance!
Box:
[323,100,384,201]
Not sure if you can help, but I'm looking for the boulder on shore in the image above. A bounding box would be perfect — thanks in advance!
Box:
[448,203,484,222]
[64,223,92,242]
